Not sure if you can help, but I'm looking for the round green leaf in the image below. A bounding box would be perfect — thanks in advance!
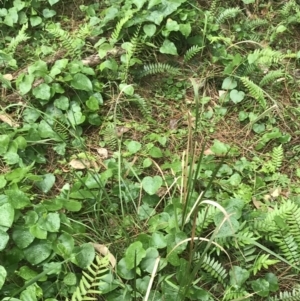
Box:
[74,243,95,268]
[119,83,134,95]
[48,0,60,5]
[17,266,38,281]
[0,175,7,189]
[12,227,35,249]
[142,176,163,195]
[124,241,146,270]
[0,266,7,290]
[230,89,245,103]
[140,248,159,273]
[0,203,14,228]
[0,230,9,251]
[143,24,156,37]
[210,140,230,155]
[251,279,270,297]
[54,96,69,110]
[265,273,279,292]
[53,233,74,257]
[29,224,47,239]
[159,39,178,55]
[149,146,163,158]
[24,241,52,265]
[127,141,141,154]
[0,134,10,155]
[43,8,56,18]
[36,173,56,193]
[30,16,42,26]
[38,213,60,232]
[117,258,135,280]
[71,73,93,92]
[222,77,237,90]
[149,232,167,249]
[63,272,77,286]
[229,266,250,287]
[32,83,51,100]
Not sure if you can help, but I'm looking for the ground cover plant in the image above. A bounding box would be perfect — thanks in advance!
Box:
[1,0,300,300]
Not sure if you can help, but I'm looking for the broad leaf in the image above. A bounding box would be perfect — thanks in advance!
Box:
[0,203,14,228]
[0,266,7,290]
[124,241,146,270]
[71,73,93,92]
[24,241,52,265]
[142,176,163,195]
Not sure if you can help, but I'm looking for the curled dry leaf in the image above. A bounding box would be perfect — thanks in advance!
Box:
[92,243,116,268]
[96,147,108,159]
[116,126,130,137]
[69,159,91,169]
[169,119,179,130]
[204,148,214,155]
[0,113,20,128]
[3,74,13,81]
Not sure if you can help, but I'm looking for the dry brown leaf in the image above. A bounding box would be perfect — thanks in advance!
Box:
[69,159,91,169]
[204,148,214,155]
[252,198,262,209]
[92,243,116,268]
[3,74,13,81]
[0,113,19,127]
[169,119,179,130]
[97,147,108,159]
[116,126,130,137]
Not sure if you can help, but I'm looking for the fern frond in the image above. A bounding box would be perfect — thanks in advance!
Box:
[110,14,132,42]
[280,0,299,16]
[184,45,203,63]
[240,77,266,108]
[234,63,257,77]
[216,7,241,24]
[245,18,269,30]
[46,23,83,58]
[268,289,300,301]
[139,63,179,78]
[209,0,219,17]
[53,118,69,142]
[252,254,279,275]
[223,286,250,301]
[7,23,29,55]
[254,200,300,265]
[198,254,228,285]
[271,145,283,171]
[260,70,285,87]
[102,123,118,150]
[132,94,151,117]
[196,205,218,233]
[70,255,110,301]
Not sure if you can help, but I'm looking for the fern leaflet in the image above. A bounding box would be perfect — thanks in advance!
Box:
[216,7,241,24]
[240,77,266,108]
[260,70,285,87]
[69,255,110,301]
[139,63,179,78]
[184,45,203,63]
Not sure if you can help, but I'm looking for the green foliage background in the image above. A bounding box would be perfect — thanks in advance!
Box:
[1,0,300,300]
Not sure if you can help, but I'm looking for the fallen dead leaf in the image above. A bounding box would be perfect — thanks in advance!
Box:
[97,147,108,159]
[204,148,214,155]
[252,198,262,209]
[3,74,13,81]
[92,243,116,268]
[0,113,20,127]
[69,159,91,169]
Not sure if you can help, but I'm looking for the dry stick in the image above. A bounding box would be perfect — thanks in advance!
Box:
[144,256,161,301]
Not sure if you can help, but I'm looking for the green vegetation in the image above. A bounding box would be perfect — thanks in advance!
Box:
[1,0,300,300]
